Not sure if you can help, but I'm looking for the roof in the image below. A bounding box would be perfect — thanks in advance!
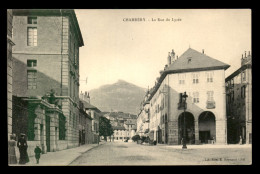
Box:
[225,63,251,82]
[81,100,101,113]
[13,9,84,47]
[113,126,126,131]
[125,119,137,125]
[148,48,230,101]
[166,48,230,73]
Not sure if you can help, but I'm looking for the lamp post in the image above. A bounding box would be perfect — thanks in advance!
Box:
[182,92,188,149]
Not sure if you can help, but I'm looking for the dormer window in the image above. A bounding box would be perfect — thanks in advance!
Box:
[187,57,192,63]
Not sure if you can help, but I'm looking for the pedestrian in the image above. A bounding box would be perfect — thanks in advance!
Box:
[17,133,29,164]
[239,136,243,145]
[34,145,42,164]
[8,134,17,165]
[212,137,215,144]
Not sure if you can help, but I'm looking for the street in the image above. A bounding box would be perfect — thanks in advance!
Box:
[69,141,252,166]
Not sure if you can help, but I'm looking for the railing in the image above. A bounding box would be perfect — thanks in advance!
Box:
[206,101,216,109]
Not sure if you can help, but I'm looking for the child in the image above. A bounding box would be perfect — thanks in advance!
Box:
[34,145,42,164]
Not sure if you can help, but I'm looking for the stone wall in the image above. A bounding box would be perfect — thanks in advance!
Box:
[7,9,14,139]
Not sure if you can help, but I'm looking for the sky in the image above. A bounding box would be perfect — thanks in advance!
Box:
[75,9,251,92]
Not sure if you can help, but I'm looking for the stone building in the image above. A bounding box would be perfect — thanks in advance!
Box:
[225,51,252,144]
[144,48,230,145]
[7,9,15,140]
[81,100,101,144]
[11,9,84,154]
[136,94,150,138]
[112,126,128,141]
[78,100,93,145]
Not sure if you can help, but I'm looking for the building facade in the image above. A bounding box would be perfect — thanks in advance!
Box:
[81,101,101,144]
[136,95,150,138]
[7,9,15,140]
[225,51,252,144]
[78,100,93,145]
[143,48,230,145]
[11,9,84,154]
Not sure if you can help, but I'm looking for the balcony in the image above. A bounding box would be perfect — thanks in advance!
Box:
[178,102,187,110]
[206,101,216,109]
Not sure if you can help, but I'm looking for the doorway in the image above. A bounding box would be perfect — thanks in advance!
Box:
[178,112,195,144]
[45,115,50,152]
[198,111,216,144]
[199,131,210,143]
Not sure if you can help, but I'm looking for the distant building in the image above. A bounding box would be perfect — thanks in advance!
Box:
[141,48,230,145]
[7,9,15,140]
[225,51,252,144]
[113,126,129,141]
[11,9,84,155]
[79,100,93,145]
[81,100,101,144]
[137,91,150,138]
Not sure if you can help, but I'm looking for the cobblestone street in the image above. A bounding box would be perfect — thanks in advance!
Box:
[69,141,252,166]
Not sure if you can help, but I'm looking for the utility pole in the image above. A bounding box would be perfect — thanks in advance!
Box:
[182,91,188,149]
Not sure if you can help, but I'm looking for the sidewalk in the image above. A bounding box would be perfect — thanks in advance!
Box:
[11,141,106,166]
[156,143,252,149]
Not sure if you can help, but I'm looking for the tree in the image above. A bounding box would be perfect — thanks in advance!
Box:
[132,135,140,142]
[99,116,114,141]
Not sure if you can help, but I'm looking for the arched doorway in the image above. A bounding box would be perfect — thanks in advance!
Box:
[178,112,195,145]
[198,111,216,144]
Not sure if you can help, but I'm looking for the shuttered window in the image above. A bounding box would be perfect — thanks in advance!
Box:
[27,27,37,46]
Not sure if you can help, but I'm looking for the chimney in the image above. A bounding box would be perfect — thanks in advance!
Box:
[83,91,90,103]
[248,51,250,56]
[242,54,243,59]
[202,49,204,54]
[245,51,247,58]
[167,52,171,65]
[164,64,168,70]
[171,49,175,64]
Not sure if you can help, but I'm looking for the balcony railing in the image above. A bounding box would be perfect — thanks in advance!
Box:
[206,101,216,109]
[178,102,187,110]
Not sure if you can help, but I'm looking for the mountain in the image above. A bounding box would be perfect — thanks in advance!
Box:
[89,80,146,114]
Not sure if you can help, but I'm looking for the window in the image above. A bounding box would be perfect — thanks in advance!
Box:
[27,60,37,67]
[59,114,66,140]
[178,74,185,84]
[206,71,214,83]
[231,91,234,102]
[27,27,37,46]
[193,92,199,103]
[28,17,37,24]
[241,86,246,99]
[231,79,234,88]
[242,71,246,81]
[74,43,76,64]
[192,73,199,84]
[207,91,214,101]
[27,70,37,89]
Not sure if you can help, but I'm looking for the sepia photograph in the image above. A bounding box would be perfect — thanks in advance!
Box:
[7,9,252,166]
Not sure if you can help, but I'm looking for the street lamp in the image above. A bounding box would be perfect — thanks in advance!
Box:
[182,92,188,149]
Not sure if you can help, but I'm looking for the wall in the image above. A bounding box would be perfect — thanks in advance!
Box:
[167,69,226,144]
[12,13,81,150]
[7,9,14,139]
[148,69,227,145]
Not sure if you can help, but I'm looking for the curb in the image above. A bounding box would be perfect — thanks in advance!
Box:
[67,142,105,165]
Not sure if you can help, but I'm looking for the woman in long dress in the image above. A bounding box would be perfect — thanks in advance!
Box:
[17,134,29,164]
[8,134,17,164]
